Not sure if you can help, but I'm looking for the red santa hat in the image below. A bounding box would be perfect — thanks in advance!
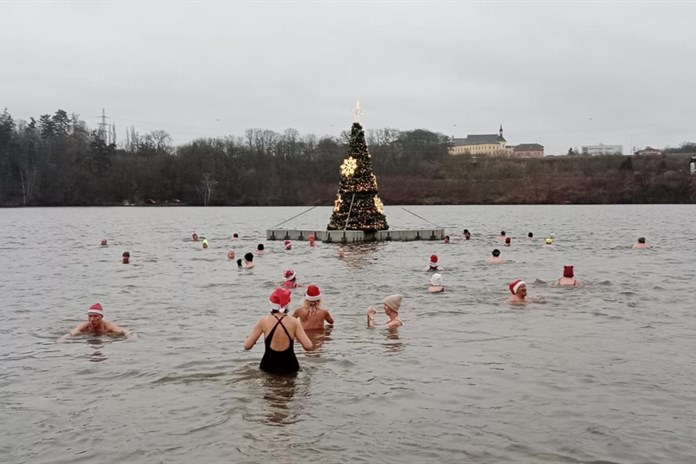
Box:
[269,288,292,311]
[283,269,296,281]
[429,254,438,266]
[305,284,321,302]
[509,279,526,295]
[87,303,104,316]
[284,240,292,250]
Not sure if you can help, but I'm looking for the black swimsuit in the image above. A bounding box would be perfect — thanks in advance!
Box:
[259,315,300,375]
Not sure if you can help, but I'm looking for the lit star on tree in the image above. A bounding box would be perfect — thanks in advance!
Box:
[340,157,358,177]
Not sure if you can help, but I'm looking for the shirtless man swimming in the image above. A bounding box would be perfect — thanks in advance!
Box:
[65,303,130,337]
[506,279,528,305]
[292,284,334,330]
[632,237,649,249]
[486,249,505,264]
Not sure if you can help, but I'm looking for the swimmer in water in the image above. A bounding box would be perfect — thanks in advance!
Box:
[281,269,302,289]
[486,249,505,264]
[499,230,507,241]
[244,288,313,375]
[506,279,528,305]
[292,284,334,331]
[443,235,450,244]
[463,229,471,240]
[544,237,554,246]
[122,251,130,264]
[232,233,239,240]
[504,237,511,246]
[64,303,130,338]
[227,250,236,260]
[202,239,209,249]
[424,254,444,271]
[100,239,108,246]
[367,294,403,328]
[256,243,265,255]
[528,232,533,239]
[237,252,254,269]
[428,273,444,293]
[192,232,199,241]
[632,237,649,249]
[554,265,583,287]
[337,247,345,258]
[284,240,292,250]
[308,234,316,247]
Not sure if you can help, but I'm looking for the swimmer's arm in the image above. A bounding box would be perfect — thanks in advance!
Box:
[295,323,313,351]
[366,307,377,328]
[243,321,263,350]
[68,323,88,337]
[324,311,334,325]
[107,323,133,338]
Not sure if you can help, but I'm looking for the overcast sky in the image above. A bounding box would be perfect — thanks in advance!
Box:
[2,1,695,155]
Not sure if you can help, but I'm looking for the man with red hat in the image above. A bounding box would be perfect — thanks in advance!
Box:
[506,279,528,305]
[65,303,130,337]
[292,284,334,331]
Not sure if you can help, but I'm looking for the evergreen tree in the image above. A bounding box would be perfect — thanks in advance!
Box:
[327,122,388,231]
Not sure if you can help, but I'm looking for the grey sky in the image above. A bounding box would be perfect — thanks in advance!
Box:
[2,1,695,155]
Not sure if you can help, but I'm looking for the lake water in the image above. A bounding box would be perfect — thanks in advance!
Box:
[1,205,695,464]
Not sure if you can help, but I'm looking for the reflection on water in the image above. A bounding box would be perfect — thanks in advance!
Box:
[339,241,388,269]
[261,374,299,426]
[383,329,404,356]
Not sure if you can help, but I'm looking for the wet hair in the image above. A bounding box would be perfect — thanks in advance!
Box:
[500,231,506,236]
[244,252,254,261]
[638,237,646,244]
[492,249,500,257]
[444,235,450,240]
[463,229,469,234]
[528,232,533,238]
[122,251,130,257]
[257,243,264,251]
[233,233,239,238]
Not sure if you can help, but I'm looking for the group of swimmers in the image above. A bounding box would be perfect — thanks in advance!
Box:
[69,228,651,374]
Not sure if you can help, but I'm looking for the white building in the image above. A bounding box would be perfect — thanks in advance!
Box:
[581,144,623,156]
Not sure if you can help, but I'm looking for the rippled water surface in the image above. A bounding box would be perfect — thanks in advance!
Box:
[1,205,695,464]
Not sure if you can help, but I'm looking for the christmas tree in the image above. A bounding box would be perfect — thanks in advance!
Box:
[327,109,389,232]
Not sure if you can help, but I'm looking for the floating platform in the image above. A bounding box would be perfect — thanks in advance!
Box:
[266,229,445,243]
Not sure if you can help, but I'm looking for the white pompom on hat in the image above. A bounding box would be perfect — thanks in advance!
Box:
[305,284,321,302]
[383,294,403,312]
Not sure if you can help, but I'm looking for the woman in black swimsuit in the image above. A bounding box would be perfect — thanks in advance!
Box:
[244,288,313,374]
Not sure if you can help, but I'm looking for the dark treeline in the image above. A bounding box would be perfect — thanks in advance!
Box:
[1,109,695,206]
